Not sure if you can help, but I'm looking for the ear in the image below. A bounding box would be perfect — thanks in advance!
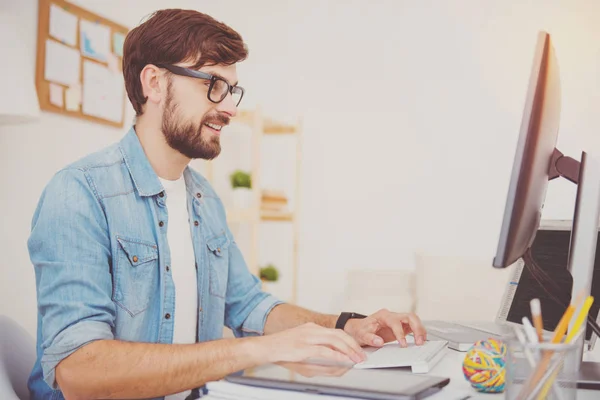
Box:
[140,64,166,106]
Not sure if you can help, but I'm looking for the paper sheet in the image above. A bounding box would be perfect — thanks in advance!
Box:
[44,39,80,86]
[49,83,64,107]
[80,19,111,62]
[107,52,119,73]
[112,31,125,57]
[65,83,82,111]
[49,4,78,46]
[82,60,124,123]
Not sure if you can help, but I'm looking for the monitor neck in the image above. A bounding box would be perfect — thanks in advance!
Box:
[549,148,580,184]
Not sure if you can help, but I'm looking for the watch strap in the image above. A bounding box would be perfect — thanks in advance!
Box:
[335,312,367,330]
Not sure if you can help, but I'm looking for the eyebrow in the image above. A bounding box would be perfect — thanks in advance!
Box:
[205,70,238,87]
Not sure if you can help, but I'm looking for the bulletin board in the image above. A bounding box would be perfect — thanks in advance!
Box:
[35,0,129,128]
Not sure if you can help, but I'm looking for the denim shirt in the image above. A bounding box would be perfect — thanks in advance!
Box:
[27,127,283,400]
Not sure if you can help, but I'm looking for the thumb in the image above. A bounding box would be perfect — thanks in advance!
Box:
[362,332,384,347]
[358,320,384,347]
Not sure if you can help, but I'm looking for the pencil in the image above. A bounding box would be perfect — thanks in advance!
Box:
[530,298,544,342]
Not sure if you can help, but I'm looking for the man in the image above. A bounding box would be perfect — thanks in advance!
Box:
[27,9,427,400]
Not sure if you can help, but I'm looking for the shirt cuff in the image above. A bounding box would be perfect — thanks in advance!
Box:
[241,294,284,336]
[41,320,114,390]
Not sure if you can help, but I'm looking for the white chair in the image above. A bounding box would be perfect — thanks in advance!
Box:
[0,315,36,400]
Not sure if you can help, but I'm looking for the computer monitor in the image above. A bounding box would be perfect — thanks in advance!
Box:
[492,30,600,375]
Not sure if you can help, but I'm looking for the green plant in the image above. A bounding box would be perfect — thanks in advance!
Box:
[230,170,252,189]
[260,264,279,282]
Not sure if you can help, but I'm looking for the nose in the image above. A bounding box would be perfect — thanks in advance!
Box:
[216,92,238,118]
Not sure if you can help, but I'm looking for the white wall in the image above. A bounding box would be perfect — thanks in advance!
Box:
[1,0,600,338]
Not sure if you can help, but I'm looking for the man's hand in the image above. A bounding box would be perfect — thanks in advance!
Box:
[343,309,427,348]
[256,322,367,365]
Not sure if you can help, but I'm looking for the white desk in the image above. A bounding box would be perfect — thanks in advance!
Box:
[204,344,600,399]
[430,346,599,399]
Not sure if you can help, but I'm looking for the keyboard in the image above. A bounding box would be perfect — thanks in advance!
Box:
[354,340,448,373]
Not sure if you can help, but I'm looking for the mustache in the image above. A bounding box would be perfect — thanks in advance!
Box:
[202,113,230,127]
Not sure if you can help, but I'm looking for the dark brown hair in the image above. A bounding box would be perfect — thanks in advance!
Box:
[123,9,248,115]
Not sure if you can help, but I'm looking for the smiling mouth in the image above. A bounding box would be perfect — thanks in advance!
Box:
[204,122,223,132]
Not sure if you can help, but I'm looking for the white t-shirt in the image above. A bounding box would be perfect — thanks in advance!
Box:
[159,176,198,400]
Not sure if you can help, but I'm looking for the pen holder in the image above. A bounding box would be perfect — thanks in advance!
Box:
[504,333,584,400]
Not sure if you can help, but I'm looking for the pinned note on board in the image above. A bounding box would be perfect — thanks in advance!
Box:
[80,19,111,62]
[49,83,64,108]
[65,83,82,111]
[82,60,124,123]
[44,39,80,86]
[107,52,119,73]
[112,31,125,57]
[49,4,78,46]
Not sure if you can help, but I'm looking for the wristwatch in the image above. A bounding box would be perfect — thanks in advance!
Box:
[335,312,367,330]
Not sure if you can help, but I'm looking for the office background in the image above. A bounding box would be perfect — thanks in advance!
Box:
[1,0,599,339]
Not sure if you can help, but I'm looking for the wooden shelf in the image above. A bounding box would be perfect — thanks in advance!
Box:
[233,110,298,135]
[261,210,294,222]
[227,208,295,223]
[211,106,302,304]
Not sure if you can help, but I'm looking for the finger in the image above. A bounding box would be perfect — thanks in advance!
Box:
[380,316,407,347]
[324,331,366,363]
[354,319,384,346]
[361,332,385,347]
[312,346,355,365]
[404,314,427,345]
[307,331,360,363]
[332,329,368,361]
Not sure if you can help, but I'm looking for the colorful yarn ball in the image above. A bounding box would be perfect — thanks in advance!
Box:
[462,338,507,393]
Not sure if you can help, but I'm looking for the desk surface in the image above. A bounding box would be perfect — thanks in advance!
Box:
[206,343,600,399]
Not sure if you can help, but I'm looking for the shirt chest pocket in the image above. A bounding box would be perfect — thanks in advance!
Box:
[113,236,159,317]
[206,232,230,299]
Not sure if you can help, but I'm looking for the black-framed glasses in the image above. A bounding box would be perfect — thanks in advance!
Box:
[155,63,245,107]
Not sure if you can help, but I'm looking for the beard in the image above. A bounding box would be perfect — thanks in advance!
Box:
[161,85,229,160]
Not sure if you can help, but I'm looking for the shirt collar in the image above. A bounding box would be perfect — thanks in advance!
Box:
[119,126,164,197]
[119,126,209,199]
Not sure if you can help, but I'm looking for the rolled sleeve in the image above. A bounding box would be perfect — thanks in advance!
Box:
[223,234,284,337]
[29,168,116,390]
[240,294,283,336]
[41,320,113,389]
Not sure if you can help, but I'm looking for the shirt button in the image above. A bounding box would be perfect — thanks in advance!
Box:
[132,256,138,263]
[194,221,199,226]
[159,221,164,227]
[166,265,170,272]
[159,191,165,198]
[196,192,202,198]
[165,313,171,319]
